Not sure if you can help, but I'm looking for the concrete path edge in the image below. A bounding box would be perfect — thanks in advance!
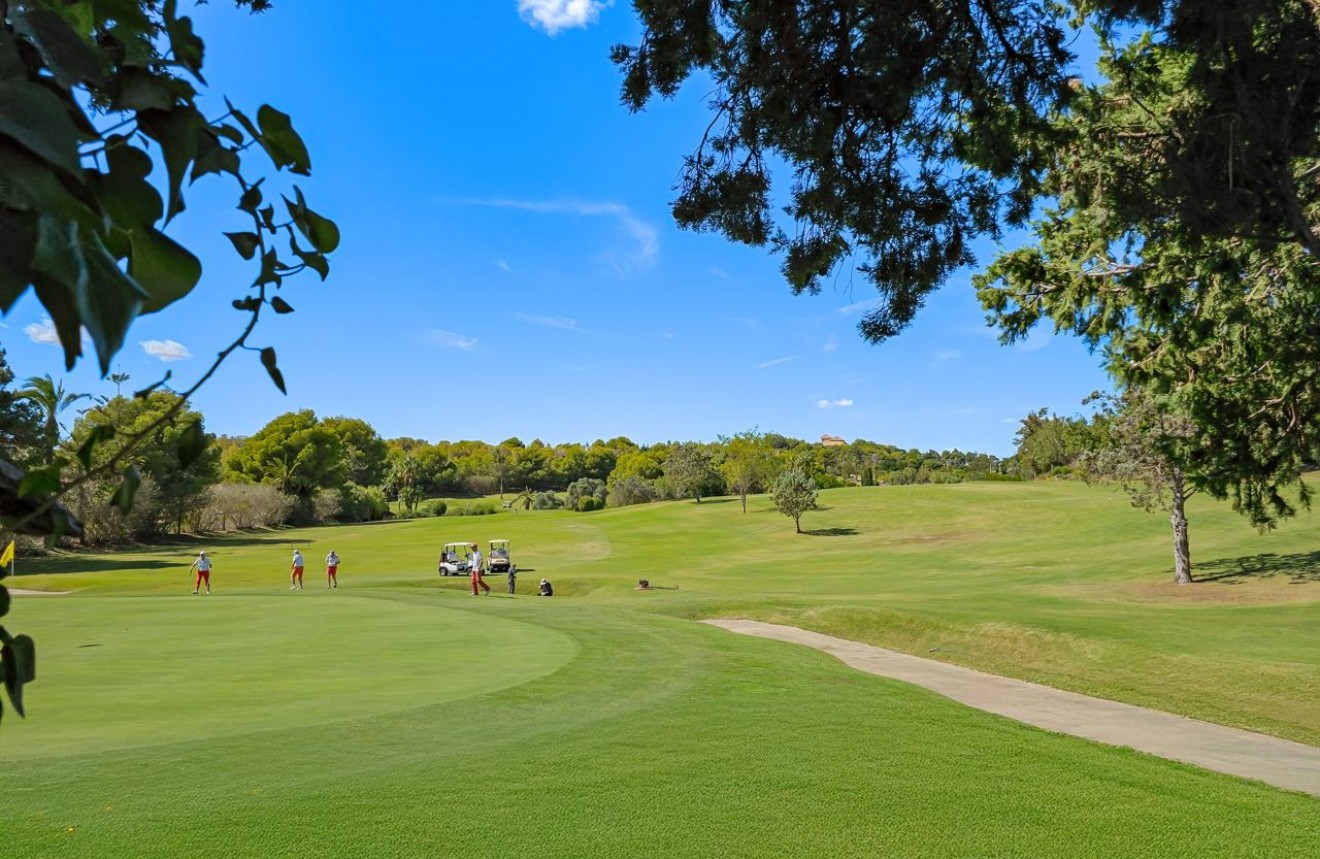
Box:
[705,618,1320,797]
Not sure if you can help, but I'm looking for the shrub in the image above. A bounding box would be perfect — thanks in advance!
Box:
[339,484,389,522]
[607,475,659,507]
[448,501,498,517]
[566,477,606,508]
[531,491,563,509]
[198,483,296,530]
[576,496,603,512]
[419,499,448,517]
[312,489,342,523]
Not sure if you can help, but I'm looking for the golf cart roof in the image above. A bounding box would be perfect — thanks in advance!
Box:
[490,539,509,544]
[443,541,473,549]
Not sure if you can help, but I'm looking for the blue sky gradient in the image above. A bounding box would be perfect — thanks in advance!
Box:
[1,1,1111,455]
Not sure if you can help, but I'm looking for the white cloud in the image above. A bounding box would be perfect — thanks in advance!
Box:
[497,259,514,273]
[817,398,854,409]
[709,267,731,280]
[452,198,658,273]
[822,335,839,354]
[1014,328,1053,353]
[24,318,60,345]
[837,299,878,315]
[518,0,611,35]
[423,329,479,351]
[931,349,961,364]
[757,356,795,370]
[518,314,580,331]
[140,340,192,362]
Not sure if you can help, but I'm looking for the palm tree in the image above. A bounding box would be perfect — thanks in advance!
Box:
[19,374,88,450]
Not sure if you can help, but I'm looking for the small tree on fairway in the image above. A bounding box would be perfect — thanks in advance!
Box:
[1081,391,1200,585]
[664,443,719,503]
[719,429,776,513]
[773,470,817,534]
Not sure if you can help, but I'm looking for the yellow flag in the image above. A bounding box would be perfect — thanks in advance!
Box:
[0,540,13,568]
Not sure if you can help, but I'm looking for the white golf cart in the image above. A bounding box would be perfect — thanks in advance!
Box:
[438,541,475,576]
[488,539,514,575]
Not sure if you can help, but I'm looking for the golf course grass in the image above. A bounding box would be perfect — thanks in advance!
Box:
[4,482,1319,856]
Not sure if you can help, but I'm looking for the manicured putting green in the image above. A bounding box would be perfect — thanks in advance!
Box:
[4,594,575,760]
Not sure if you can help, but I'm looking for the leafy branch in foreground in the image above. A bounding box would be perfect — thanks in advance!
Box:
[0,0,338,723]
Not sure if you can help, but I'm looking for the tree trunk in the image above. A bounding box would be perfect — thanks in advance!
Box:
[794,515,802,534]
[1170,468,1193,584]
[740,490,747,514]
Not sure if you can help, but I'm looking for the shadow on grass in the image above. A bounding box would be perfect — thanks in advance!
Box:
[802,527,859,537]
[16,558,178,576]
[1196,551,1320,584]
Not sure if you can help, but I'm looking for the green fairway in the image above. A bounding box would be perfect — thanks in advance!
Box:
[4,482,1320,856]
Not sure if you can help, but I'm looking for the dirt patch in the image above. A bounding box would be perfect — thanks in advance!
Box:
[7,588,71,596]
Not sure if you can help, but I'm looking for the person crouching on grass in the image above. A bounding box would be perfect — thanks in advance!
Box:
[326,549,340,589]
[469,543,490,595]
[189,551,212,594]
[290,549,305,590]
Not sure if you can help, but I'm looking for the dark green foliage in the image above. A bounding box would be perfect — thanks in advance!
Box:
[575,495,604,512]
[66,393,219,542]
[773,469,818,533]
[531,491,563,510]
[566,477,606,509]
[616,0,1074,342]
[663,442,721,502]
[977,1,1320,527]
[224,411,346,500]
[0,350,42,466]
[0,0,334,375]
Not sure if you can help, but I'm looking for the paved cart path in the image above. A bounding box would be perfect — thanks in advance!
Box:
[705,619,1320,797]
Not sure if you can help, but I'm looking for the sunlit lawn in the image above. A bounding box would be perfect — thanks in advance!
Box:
[5,482,1319,856]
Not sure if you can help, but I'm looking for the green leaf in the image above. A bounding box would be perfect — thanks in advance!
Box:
[254,248,282,288]
[302,206,340,255]
[96,143,163,227]
[109,465,142,516]
[11,6,104,88]
[191,127,240,181]
[177,419,208,468]
[232,296,261,312]
[165,10,206,83]
[138,107,203,222]
[129,227,201,313]
[1,631,37,718]
[78,230,149,374]
[295,248,329,280]
[286,187,340,254]
[0,144,100,228]
[238,183,263,215]
[76,425,116,470]
[256,105,312,175]
[0,31,89,177]
[225,231,260,260]
[225,98,261,142]
[18,462,63,498]
[259,205,276,232]
[270,295,294,314]
[112,66,193,112]
[0,209,37,312]
[215,123,244,145]
[31,275,83,369]
[260,347,287,394]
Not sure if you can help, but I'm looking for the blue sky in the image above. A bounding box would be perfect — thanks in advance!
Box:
[1,1,1110,456]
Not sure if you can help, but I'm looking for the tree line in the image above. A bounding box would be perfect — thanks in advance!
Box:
[2,350,1029,547]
